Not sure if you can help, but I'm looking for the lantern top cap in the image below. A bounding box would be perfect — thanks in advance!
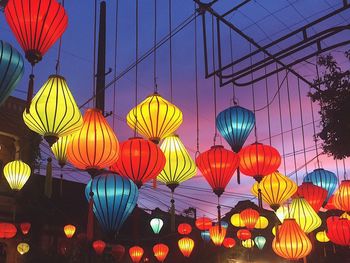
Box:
[164,133,179,138]
[210,145,224,149]
[48,74,66,80]
[127,136,144,140]
[85,108,102,114]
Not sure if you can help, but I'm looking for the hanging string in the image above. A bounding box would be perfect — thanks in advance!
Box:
[92,0,97,105]
[229,30,236,105]
[343,159,347,180]
[153,0,158,92]
[112,0,119,130]
[169,0,173,102]
[211,15,218,145]
[264,56,272,145]
[312,63,321,168]
[134,0,139,137]
[55,0,64,74]
[194,2,200,154]
[335,159,340,186]
[249,44,258,142]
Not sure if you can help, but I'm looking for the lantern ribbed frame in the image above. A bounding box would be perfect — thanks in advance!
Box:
[63,224,76,239]
[326,216,350,246]
[129,246,144,263]
[338,180,350,212]
[51,135,71,168]
[153,243,169,263]
[3,160,31,191]
[223,237,236,248]
[178,237,194,257]
[239,208,260,230]
[209,225,227,246]
[296,182,328,212]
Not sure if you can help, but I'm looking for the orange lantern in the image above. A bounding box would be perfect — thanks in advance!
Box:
[209,225,227,246]
[223,237,236,248]
[129,246,144,263]
[324,193,342,211]
[338,180,350,212]
[178,237,194,258]
[20,222,31,235]
[195,217,212,231]
[153,243,169,262]
[0,223,17,239]
[237,229,251,241]
[63,224,76,239]
[272,218,312,260]
[239,208,259,230]
[93,240,106,255]
[178,223,192,235]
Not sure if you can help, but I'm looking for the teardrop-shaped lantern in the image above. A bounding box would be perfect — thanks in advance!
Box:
[51,135,71,168]
[63,224,76,239]
[67,108,119,175]
[326,216,350,246]
[216,105,255,153]
[209,225,227,246]
[237,229,251,241]
[129,246,144,263]
[195,217,212,231]
[126,92,183,144]
[272,218,312,260]
[316,231,330,243]
[303,168,337,202]
[223,237,236,248]
[85,173,138,233]
[150,218,164,234]
[239,208,259,230]
[201,231,211,243]
[178,237,194,257]
[153,243,169,263]
[254,236,266,250]
[338,180,350,212]
[251,171,297,211]
[5,0,68,65]
[178,223,192,235]
[93,240,106,255]
[3,160,31,191]
[255,216,269,229]
[242,239,254,248]
[23,75,83,146]
[0,41,24,105]
[17,243,30,255]
[110,137,164,188]
[295,182,328,212]
[20,223,31,235]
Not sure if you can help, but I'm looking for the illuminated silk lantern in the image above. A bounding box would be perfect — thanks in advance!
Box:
[63,224,76,239]
[0,41,24,106]
[20,223,31,235]
[255,216,269,229]
[324,191,342,211]
[51,135,71,168]
[23,75,83,146]
[239,208,259,230]
[251,171,297,211]
[110,137,165,188]
[303,168,338,202]
[178,223,192,235]
[126,92,183,144]
[223,237,236,248]
[209,225,227,246]
[93,240,106,255]
[153,243,169,262]
[295,182,327,212]
[230,213,245,227]
[242,239,254,248]
[17,243,30,255]
[85,174,138,233]
[67,108,119,176]
[272,219,312,260]
[289,197,321,233]
[129,246,144,263]
[111,245,125,262]
[195,217,212,231]
[178,237,194,257]
[237,229,251,241]
[201,231,211,243]
[338,180,350,212]
[316,231,330,243]
[254,236,266,250]
[326,216,350,246]
[150,218,164,234]
[3,160,31,191]
[0,223,17,238]
[275,205,289,223]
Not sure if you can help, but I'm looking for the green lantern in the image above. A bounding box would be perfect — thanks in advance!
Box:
[150,218,163,234]
[254,236,266,250]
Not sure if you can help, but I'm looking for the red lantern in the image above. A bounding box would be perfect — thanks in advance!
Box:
[178,237,194,258]
[178,223,192,235]
[110,137,165,188]
[239,208,259,230]
[324,193,342,211]
[129,246,144,263]
[237,229,251,241]
[92,240,106,255]
[0,223,17,239]
[209,225,227,246]
[326,216,350,246]
[153,243,169,262]
[20,222,31,235]
[195,217,212,231]
[111,244,125,262]
[223,237,236,248]
[338,180,350,212]
[295,182,328,212]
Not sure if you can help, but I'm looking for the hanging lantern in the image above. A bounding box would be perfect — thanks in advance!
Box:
[216,221,229,229]
[85,173,138,233]
[251,171,296,211]
[195,217,212,231]
[230,213,245,227]
[17,243,30,255]
[67,108,119,175]
[0,223,17,239]
[178,237,194,257]
[255,216,269,229]
[178,223,192,235]
[337,180,350,212]
[237,229,251,241]
[341,212,350,220]
[129,246,144,263]
[93,240,106,255]
[51,135,71,168]
[239,208,259,230]
[254,236,266,250]
[153,243,169,263]
[201,231,211,243]
[126,92,183,144]
[111,244,125,262]
[242,239,254,248]
[0,40,24,105]
[150,218,164,234]
[223,237,236,248]
[209,225,227,246]
[275,205,289,223]
[303,168,338,202]
[63,224,76,239]
[272,218,312,260]
[289,197,322,233]
[20,223,31,235]
[324,191,342,211]
[326,216,350,246]
[3,160,31,191]
[110,137,165,188]
[316,231,330,243]
[295,182,328,212]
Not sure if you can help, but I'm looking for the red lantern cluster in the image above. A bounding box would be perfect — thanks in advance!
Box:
[195,217,212,231]
[237,229,251,241]
[178,223,192,235]
[92,240,106,255]
[223,237,236,248]
[20,222,31,235]
[326,216,350,246]
[239,208,260,230]
[0,223,17,239]
[295,182,327,212]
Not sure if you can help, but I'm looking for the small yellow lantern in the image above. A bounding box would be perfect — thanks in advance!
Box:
[64,224,76,239]
[230,213,245,227]
[316,231,330,243]
[242,239,254,248]
[51,135,71,168]
[17,242,30,255]
[255,216,269,229]
[3,160,31,191]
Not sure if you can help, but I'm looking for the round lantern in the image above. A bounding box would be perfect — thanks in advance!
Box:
[51,135,71,168]
[150,218,164,234]
[111,244,125,262]
[0,40,24,105]
[85,173,138,233]
[272,218,312,260]
[303,168,338,202]
[254,236,266,250]
[23,75,83,146]
[0,223,17,238]
[209,225,227,246]
[239,208,259,230]
[17,242,30,255]
[326,216,350,246]
[178,223,192,235]
[251,171,296,211]
[3,160,31,191]
[63,224,76,239]
[338,180,350,212]
[110,137,165,188]
[230,213,245,227]
[242,239,254,248]
[93,240,106,255]
[153,243,169,262]
[201,231,211,243]
[129,246,144,263]
[237,229,251,241]
[126,92,183,144]
[223,237,236,248]
[178,237,194,257]
[20,222,31,235]
[195,217,212,231]
[316,231,330,243]
[255,216,269,229]
[295,182,327,212]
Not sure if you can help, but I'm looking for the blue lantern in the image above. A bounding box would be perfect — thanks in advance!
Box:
[303,168,337,202]
[201,231,211,243]
[254,236,266,250]
[85,173,138,233]
[216,105,255,153]
[215,221,229,229]
[0,41,24,105]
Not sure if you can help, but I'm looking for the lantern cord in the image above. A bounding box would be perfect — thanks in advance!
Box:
[335,159,340,185]
[263,56,271,145]
[229,29,237,105]
[194,2,200,154]
[297,77,308,176]
[87,191,94,241]
[92,0,97,103]
[60,168,63,197]
[153,0,158,92]
[211,14,218,145]
[312,63,321,168]
[169,0,173,102]
[343,159,347,180]
[217,196,222,232]
[112,0,119,130]
[134,0,139,137]
[170,190,175,232]
[249,44,258,142]
[55,0,65,74]
[257,186,263,209]
[25,66,34,113]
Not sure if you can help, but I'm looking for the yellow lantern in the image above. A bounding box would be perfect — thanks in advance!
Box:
[64,224,76,239]
[275,205,289,223]
[340,212,350,220]
[316,231,330,243]
[126,92,183,144]
[23,75,83,146]
[289,197,321,233]
[3,160,31,191]
[17,242,30,255]
[51,135,71,168]
[255,216,269,229]
[209,225,227,246]
[230,213,245,227]
[242,239,254,248]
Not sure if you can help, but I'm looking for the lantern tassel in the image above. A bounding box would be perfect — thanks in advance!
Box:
[26,74,34,113]
[87,191,94,241]
[170,191,175,232]
[44,158,52,198]
[237,167,241,184]
[323,246,326,257]
[257,188,263,208]
[153,178,157,189]
[332,244,336,254]
[217,197,222,232]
